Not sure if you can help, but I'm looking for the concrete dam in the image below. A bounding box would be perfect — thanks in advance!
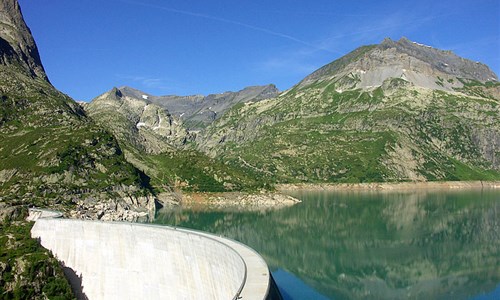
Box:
[31,214,279,299]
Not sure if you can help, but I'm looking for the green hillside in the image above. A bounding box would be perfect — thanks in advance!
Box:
[199,49,500,183]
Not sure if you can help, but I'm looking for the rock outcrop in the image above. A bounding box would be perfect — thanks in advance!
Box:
[0,0,46,79]
[178,192,301,212]
[69,185,159,222]
[86,87,192,154]
[117,84,279,130]
[299,37,498,91]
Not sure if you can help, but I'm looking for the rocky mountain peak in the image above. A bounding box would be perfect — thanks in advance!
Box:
[110,87,123,99]
[97,84,280,130]
[86,86,192,154]
[300,37,497,91]
[0,0,47,80]
[379,37,498,82]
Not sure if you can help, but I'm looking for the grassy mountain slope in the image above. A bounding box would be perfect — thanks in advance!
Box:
[0,64,150,209]
[198,40,500,183]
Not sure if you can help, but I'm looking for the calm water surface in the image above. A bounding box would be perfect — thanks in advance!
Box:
[154,189,500,300]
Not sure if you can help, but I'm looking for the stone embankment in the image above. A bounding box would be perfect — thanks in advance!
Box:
[68,191,160,222]
[179,192,301,211]
[277,181,500,191]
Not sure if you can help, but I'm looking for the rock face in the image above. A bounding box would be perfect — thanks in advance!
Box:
[299,37,498,91]
[197,37,500,183]
[68,185,159,222]
[0,0,46,79]
[86,87,192,154]
[117,84,279,130]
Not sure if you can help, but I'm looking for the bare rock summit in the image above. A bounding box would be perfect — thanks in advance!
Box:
[0,0,47,80]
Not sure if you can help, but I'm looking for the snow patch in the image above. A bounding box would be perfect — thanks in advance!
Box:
[142,95,149,100]
[136,122,146,128]
[153,117,162,130]
[412,41,432,48]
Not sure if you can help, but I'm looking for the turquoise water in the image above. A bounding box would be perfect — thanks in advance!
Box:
[154,189,500,299]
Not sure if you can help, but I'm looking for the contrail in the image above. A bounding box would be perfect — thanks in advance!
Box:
[114,0,336,54]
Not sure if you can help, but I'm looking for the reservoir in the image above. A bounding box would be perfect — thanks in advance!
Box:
[154,189,500,300]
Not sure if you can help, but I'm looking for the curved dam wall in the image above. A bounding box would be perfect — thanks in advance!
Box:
[31,219,249,300]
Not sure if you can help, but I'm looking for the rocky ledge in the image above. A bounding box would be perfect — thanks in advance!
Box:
[67,188,161,222]
[178,192,301,211]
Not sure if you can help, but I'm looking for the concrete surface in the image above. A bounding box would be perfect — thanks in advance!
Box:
[27,208,63,221]
[31,219,272,300]
[187,229,271,299]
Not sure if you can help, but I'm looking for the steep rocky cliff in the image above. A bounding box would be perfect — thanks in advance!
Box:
[0,0,156,220]
[85,87,191,154]
[0,0,46,80]
[198,38,500,183]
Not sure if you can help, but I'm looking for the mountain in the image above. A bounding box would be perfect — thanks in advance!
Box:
[197,37,500,183]
[85,86,276,192]
[299,37,497,90]
[117,84,279,130]
[0,0,155,220]
[85,87,191,154]
[1,1,166,296]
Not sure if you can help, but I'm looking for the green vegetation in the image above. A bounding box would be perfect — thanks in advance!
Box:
[0,211,74,300]
[203,79,500,183]
[124,147,271,193]
[0,68,151,207]
[219,114,396,183]
[436,76,444,87]
[454,78,500,99]
[449,159,500,181]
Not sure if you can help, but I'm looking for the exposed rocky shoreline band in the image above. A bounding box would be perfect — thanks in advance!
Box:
[173,191,301,211]
[277,181,500,191]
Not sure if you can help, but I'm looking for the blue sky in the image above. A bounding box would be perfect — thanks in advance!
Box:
[18,0,500,101]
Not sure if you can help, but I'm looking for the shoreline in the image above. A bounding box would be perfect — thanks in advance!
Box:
[277,181,500,191]
[163,191,301,212]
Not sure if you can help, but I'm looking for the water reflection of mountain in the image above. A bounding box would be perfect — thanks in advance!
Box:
[155,190,500,300]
